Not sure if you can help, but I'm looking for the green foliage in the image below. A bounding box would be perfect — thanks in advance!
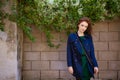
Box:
[80,0,106,22]
[105,0,120,19]
[0,1,4,31]
[1,0,120,47]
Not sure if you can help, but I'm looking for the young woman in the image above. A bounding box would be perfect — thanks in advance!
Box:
[67,17,98,80]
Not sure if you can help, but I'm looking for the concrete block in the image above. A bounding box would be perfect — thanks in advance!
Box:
[92,32,99,41]
[41,70,59,79]
[93,22,108,32]
[23,71,40,80]
[60,32,67,42]
[48,42,66,51]
[109,42,120,51]
[109,21,120,31]
[60,70,75,79]
[51,61,67,70]
[24,43,32,51]
[23,61,31,70]
[24,52,40,60]
[32,61,49,70]
[31,25,41,33]
[58,42,66,51]
[94,42,108,50]
[99,51,118,60]
[59,52,66,60]
[32,33,42,42]
[41,52,59,60]
[41,32,60,42]
[24,35,32,43]
[99,71,117,79]
[98,61,108,70]
[32,43,51,51]
[109,61,120,70]
[100,32,119,41]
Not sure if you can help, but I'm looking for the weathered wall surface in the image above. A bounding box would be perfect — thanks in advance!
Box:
[23,20,120,80]
[0,1,18,80]
[0,21,18,80]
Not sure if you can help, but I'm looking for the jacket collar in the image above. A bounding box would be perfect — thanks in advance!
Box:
[75,32,90,39]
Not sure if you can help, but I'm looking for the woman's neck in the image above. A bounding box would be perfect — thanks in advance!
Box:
[77,31,84,36]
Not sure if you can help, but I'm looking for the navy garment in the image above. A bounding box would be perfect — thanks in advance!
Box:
[67,33,98,78]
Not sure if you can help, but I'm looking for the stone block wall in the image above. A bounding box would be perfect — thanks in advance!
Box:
[93,21,120,80]
[23,20,120,80]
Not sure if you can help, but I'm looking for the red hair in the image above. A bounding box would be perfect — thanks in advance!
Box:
[77,17,92,35]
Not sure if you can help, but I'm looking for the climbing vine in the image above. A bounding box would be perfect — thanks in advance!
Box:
[0,0,120,47]
[0,1,4,31]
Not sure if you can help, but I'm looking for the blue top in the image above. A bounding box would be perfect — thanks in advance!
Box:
[67,33,98,78]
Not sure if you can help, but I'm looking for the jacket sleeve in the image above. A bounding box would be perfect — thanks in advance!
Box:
[89,36,98,67]
[67,34,73,67]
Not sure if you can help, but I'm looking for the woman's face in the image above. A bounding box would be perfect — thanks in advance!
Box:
[78,21,88,33]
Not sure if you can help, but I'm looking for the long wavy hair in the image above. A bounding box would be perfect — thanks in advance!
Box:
[77,17,92,35]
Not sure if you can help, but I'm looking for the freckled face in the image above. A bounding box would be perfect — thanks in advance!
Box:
[78,21,88,33]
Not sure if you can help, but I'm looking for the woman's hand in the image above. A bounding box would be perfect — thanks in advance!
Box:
[68,66,74,74]
[94,67,99,74]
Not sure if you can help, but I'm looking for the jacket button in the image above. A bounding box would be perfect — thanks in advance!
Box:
[75,59,77,62]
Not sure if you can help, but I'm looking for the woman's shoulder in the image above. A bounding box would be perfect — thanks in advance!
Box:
[68,32,77,42]
[68,33,76,37]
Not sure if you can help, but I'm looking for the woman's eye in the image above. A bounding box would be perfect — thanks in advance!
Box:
[81,24,84,27]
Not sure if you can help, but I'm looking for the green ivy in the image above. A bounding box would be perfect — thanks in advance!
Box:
[0,1,4,31]
[0,0,120,47]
